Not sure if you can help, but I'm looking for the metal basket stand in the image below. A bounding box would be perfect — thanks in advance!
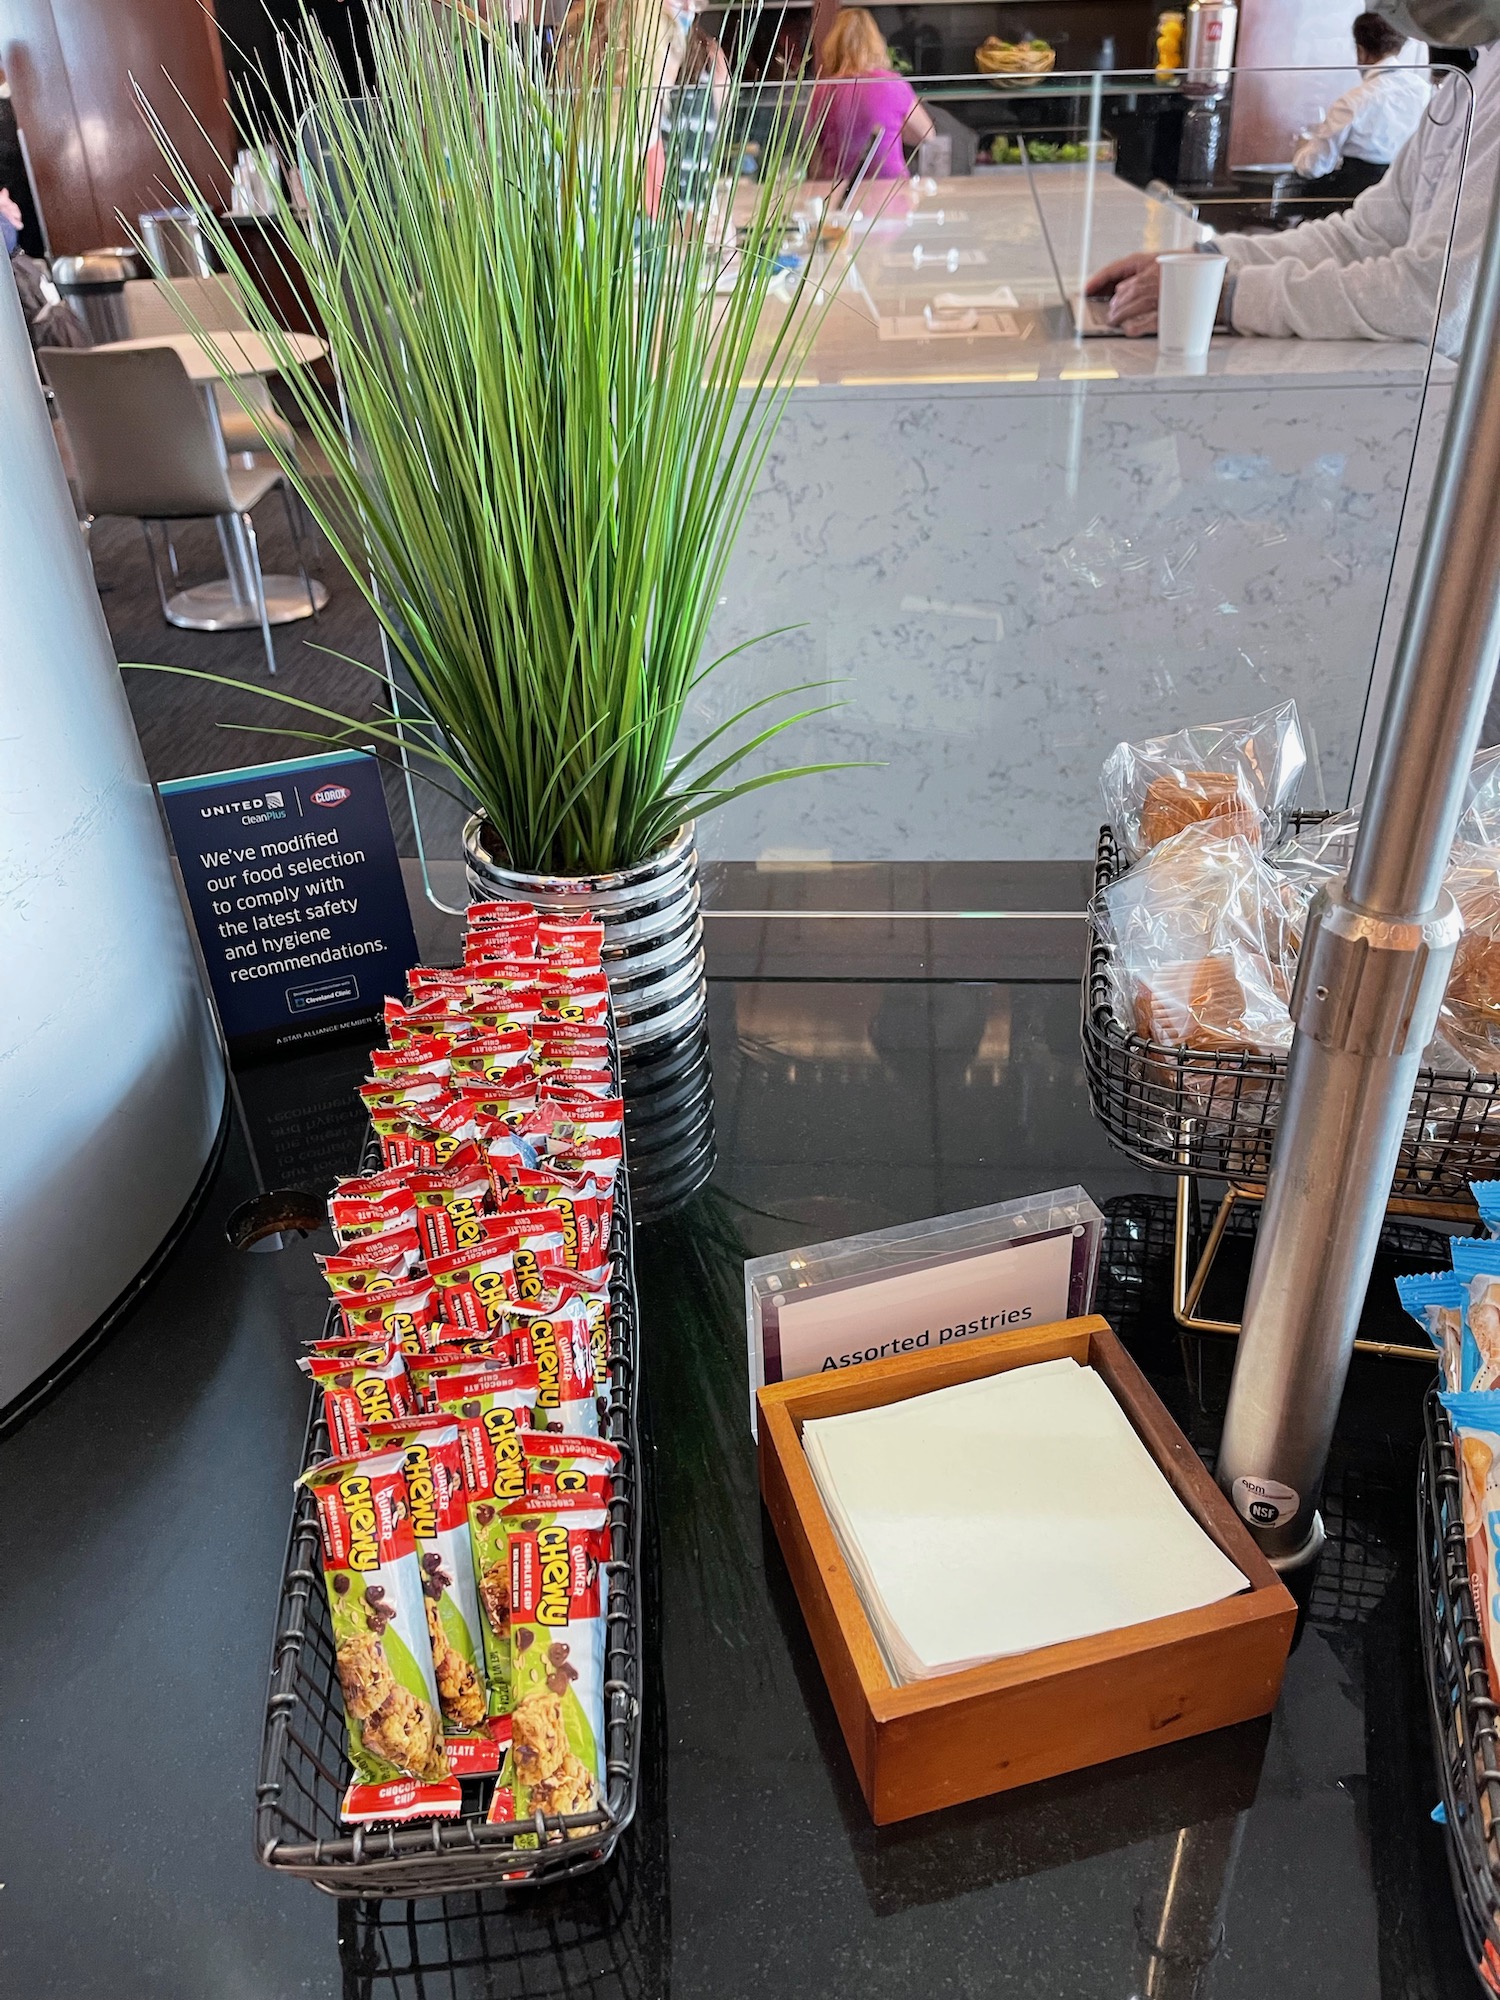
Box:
[254,1119,645,1895]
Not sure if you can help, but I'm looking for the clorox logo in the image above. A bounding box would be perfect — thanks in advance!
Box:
[310,784,351,808]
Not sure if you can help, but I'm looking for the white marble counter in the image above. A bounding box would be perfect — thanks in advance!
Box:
[690,166,1448,868]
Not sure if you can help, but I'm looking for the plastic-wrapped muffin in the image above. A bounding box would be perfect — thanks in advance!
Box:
[1139,769,1263,852]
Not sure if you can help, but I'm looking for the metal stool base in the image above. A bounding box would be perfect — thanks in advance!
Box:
[164,575,328,630]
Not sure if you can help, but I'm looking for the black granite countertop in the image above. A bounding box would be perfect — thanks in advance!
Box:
[0,950,1475,1999]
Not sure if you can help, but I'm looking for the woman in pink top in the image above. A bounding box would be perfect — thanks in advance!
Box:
[810,8,935,182]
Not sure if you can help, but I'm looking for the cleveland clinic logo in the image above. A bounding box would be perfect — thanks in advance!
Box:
[310,784,351,808]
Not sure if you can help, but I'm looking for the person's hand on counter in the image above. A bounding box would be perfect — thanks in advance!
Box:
[1087,248,1236,337]
[1085,252,1163,335]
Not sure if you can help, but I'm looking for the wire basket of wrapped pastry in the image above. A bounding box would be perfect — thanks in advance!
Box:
[1082,709,1500,1195]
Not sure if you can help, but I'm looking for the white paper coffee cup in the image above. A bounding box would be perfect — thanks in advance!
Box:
[1157,252,1226,357]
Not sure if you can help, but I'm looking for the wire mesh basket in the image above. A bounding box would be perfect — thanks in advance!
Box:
[1082,820,1500,1198]
[1418,1385,1500,1993]
[254,1143,644,1896]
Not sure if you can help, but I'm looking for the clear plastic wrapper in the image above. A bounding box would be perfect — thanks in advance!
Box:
[1101,701,1306,863]
[1456,744,1500,850]
[1438,845,1500,1070]
[1092,827,1302,1054]
[1266,809,1362,903]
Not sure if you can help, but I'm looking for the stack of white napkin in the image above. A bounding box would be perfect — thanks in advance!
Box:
[801,1357,1247,1685]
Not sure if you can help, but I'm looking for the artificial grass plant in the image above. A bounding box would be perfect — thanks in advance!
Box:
[136,0,851,873]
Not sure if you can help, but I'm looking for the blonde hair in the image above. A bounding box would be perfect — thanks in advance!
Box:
[558,0,686,89]
[819,8,889,78]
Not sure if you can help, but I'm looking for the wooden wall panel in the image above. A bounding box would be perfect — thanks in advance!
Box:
[0,0,234,255]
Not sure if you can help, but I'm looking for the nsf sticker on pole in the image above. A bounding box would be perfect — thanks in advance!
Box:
[158,749,419,1056]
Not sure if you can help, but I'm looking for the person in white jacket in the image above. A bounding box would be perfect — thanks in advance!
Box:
[1087,43,1500,357]
[1289,13,1429,200]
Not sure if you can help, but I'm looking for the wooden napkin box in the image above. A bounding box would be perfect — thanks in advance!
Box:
[757,1314,1297,1825]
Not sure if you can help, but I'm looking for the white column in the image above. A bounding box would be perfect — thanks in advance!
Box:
[0,267,225,1409]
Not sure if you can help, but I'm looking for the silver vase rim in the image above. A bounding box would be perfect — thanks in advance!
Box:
[462,818,696,898]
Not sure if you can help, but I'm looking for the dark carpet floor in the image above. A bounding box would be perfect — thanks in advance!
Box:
[95,495,473,863]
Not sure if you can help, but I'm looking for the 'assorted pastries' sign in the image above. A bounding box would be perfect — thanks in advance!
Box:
[745,1189,1104,1431]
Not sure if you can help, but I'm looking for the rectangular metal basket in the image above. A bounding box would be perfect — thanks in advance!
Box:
[1082,820,1500,1199]
[254,1153,643,1897]
[1418,1386,1500,1992]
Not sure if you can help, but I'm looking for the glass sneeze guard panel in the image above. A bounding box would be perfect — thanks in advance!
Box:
[396,63,1468,917]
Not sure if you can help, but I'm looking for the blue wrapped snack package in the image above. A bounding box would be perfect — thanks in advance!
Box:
[1440,1392,1500,1696]
[1474,1182,1500,1239]
[1395,1270,1467,1390]
[1450,1240,1500,1393]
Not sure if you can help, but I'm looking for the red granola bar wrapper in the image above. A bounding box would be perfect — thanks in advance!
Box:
[519,1431,620,1499]
[408,964,476,996]
[298,1447,462,1822]
[551,1135,624,1181]
[524,1048,612,1080]
[408,1338,521,1406]
[540,1268,612,1381]
[428,1237,528,1334]
[503,1497,611,1843]
[300,1341,416,1457]
[431,1361,539,1711]
[462,999,542,1036]
[481,1128,532,1199]
[319,1230,423,1284]
[360,1414,500,1773]
[449,1048,535,1095]
[533,1067,617,1101]
[535,916,604,968]
[371,1111,444,1170]
[359,1075,448,1118]
[328,1194,418,1248]
[500,1181,605,1274]
[465,901,538,956]
[338,1278,440,1352]
[506,1296,597,1435]
[333,1165,415,1199]
[459,1089,539,1133]
[462,982,542,1025]
[461,940,544,979]
[410,1161,494,1264]
[534,972,610,1030]
[368,1035,457,1081]
[451,1210,569,1316]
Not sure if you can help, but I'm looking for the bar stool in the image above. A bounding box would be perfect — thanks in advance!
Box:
[40,344,316,677]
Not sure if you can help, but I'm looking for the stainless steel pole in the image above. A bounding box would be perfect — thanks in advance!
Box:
[1217,108,1500,1568]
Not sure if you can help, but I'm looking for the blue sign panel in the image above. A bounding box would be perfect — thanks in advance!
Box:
[159,749,420,1055]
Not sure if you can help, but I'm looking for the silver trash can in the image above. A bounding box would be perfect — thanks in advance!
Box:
[138,207,212,279]
[50,251,139,344]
